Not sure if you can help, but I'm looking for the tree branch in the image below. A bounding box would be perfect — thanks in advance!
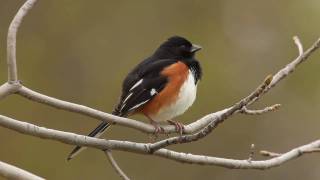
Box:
[105,150,130,180]
[0,113,319,170]
[0,160,44,180]
[240,104,281,115]
[7,0,38,83]
[0,82,20,100]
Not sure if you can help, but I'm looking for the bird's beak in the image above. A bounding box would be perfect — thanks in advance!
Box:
[191,44,202,53]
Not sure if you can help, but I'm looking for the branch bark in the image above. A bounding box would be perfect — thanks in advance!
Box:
[105,150,130,180]
[0,113,319,170]
[0,160,44,180]
[7,0,38,83]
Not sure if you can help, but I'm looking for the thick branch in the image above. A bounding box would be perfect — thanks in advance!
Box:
[0,114,319,169]
[0,82,21,100]
[0,160,44,180]
[7,0,38,82]
[15,85,216,134]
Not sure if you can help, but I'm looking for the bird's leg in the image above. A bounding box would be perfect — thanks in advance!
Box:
[146,117,165,141]
[150,120,164,135]
[167,120,184,135]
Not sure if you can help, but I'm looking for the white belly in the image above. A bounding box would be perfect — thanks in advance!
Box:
[151,71,197,122]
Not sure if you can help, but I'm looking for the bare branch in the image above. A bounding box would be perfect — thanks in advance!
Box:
[105,150,130,180]
[241,104,281,115]
[17,85,159,134]
[301,148,320,154]
[268,37,320,90]
[7,0,38,83]
[260,150,281,158]
[293,36,303,56]
[260,147,320,158]
[0,113,320,170]
[0,160,44,180]
[0,82,21,100]
[248,144,255,162]
[247,37,320,105]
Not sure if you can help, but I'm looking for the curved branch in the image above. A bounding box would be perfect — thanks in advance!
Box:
[7,0,38,82]
[0,160,44,180]
[0,82,21,100]
[240,104,281,115]
[105,150,130,180]
[267,37,320,90]
[0,114,319,170]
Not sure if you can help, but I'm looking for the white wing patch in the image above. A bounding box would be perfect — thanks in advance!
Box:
[120,103,127,111]
[128,99,149,111]
[150,88,158,96]
[129,79,143,91]
[122,92,133,104]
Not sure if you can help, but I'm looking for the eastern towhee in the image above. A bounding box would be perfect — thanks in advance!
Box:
[67,36,202,160]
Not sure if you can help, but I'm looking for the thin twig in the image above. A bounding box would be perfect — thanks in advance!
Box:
[105,150,130,180]
[260,147,320,158]
[293,36,303,56]
[301,148,320,154]
[248,144,255,162]
[260,150,282,158]
[241,104,281,115]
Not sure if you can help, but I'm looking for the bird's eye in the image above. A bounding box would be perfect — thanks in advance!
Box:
[180,45,187,49]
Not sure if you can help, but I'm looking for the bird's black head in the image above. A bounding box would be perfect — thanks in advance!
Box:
[153,36,202,60]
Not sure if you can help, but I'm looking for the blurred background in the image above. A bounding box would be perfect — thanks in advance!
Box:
[0,0,320,179]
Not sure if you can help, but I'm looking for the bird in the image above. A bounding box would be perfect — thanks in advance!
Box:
[67,36,202,160]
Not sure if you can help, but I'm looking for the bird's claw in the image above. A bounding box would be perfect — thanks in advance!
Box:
[167,120,184,135]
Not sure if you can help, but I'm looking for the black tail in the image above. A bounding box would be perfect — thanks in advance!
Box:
[66,109,123,161]
[66,121,112,161]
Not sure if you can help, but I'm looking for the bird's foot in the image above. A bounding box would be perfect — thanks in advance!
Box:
[149,120,164,140]
[167,120,184,135]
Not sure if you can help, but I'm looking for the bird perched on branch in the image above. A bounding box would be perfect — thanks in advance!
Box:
[67,36,202,160]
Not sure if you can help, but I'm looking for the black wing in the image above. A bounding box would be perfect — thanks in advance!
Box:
[113,59,178,116]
